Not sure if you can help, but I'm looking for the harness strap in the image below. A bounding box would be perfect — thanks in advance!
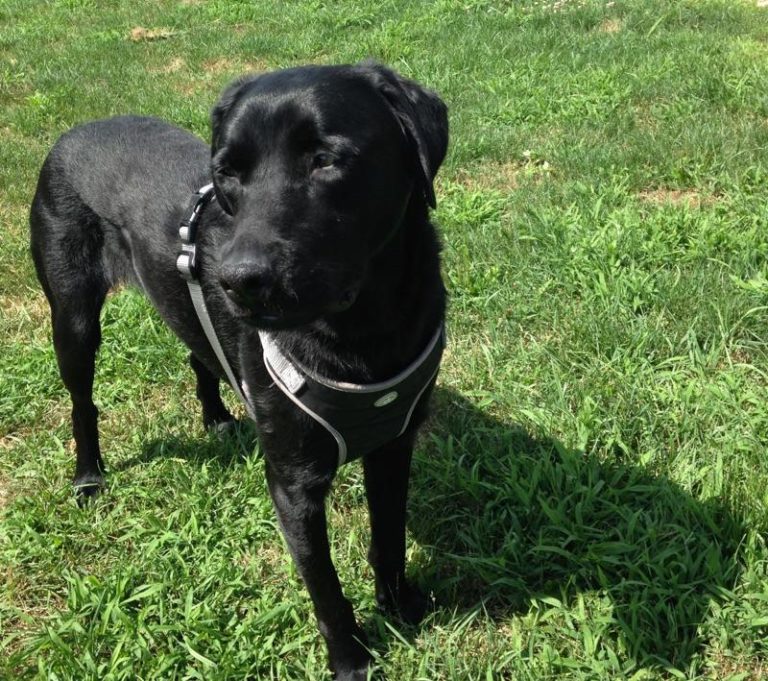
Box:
[260,338,349,465]
[187,278,256,419]
[260,326,445,466]
[176,183,256,419]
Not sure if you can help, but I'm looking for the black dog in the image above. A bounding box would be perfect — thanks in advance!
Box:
[30,63,448,679]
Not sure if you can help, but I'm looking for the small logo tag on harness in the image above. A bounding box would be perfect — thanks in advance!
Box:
[374,391,398,407]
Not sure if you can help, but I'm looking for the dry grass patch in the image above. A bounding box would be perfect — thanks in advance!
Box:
[0,292,49,324]
[637,188,716,209]
[1,570,68,655]
[599,18,622,33]
[171,58,270,96]
[151,57,186,75]
[236,545,289,584]
[710,653,766,681]
[1,403,70,448]
[201,57,270,76]
[446,155,553,193]
[173,79,209,97]
[449,161,522,192]
[0,292,51,345]
[631,103,662,133]
[0,197,32,230]
[0,470,12,511]
[128,27,177,42]
[0,126,28,145]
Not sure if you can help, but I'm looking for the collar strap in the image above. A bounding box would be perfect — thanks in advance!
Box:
[177,183,215,280]
[260,326,444,397]
[177,183,255,417]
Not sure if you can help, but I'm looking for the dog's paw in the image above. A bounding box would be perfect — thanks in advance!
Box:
[73,473,106,505]
[206,417,244,439]
[332,654,373,681]
[333,665,372,681]
[377,580,429,626]
[399,582,430,625]
[328,629,373,681]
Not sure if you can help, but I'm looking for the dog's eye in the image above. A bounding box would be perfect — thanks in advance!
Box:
[312,152,335,170]
[217,165,240,179]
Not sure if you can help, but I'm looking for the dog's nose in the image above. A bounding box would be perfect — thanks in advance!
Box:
[219,258,273,305]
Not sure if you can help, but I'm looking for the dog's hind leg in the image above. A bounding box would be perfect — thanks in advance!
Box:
[189,353,235,430]
[31,194,110,501]
[52,291,108,499]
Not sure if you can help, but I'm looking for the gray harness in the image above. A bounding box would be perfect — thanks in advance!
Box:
[177,184,445,466]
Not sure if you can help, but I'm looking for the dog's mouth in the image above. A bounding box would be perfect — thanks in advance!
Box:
[224,287,359,330]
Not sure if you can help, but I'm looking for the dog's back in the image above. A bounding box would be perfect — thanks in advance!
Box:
[29,117,227,498]
[31,116,208,289]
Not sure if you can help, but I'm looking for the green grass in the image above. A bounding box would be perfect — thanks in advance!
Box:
[2,0,768,678]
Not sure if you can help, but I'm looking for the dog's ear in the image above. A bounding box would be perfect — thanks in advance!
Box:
[357,62,448,209]
[211,75,254,154]
[210,76,257,214]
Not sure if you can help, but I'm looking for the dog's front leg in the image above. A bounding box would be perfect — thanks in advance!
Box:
[363,436,429,626]
[188,353,235,431]
[265,460,371,680]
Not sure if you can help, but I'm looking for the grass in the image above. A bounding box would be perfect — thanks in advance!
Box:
[2,0,768,678]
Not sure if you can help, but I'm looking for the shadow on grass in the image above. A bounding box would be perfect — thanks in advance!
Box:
[406,388,744,669]
[113,389,742,672]
[115,420,260,472]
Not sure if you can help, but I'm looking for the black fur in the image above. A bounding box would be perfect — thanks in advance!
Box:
[30,63,448,679]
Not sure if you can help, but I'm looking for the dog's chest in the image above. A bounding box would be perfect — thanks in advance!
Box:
[248,327,444,465]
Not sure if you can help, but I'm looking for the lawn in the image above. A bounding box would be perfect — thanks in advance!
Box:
[2,0,768,678]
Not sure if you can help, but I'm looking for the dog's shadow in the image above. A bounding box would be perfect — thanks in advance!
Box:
[117,419,258,473]
[118,389,742,671]
[405,388,744,669]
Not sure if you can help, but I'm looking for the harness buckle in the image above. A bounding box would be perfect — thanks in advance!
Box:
[179,201,203,243]
[177,183,215,281]
[176,243,197,280]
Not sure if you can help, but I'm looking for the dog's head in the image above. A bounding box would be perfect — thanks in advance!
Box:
[211,62,448,329]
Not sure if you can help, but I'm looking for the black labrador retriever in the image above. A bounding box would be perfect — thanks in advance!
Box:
[29,62,448,679]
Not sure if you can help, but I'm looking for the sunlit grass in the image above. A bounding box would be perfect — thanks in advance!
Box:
[2,0,768,678]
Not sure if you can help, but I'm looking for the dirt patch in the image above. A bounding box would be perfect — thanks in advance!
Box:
[128,27,176,42]
[201,57,270,76]
[637,189,715,209]
[151,57,186,75]
[599,18,622,33]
